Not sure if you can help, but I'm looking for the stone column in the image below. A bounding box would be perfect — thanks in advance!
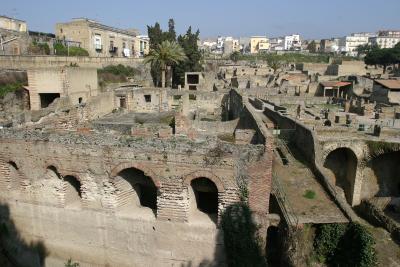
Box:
[351,162,364,206]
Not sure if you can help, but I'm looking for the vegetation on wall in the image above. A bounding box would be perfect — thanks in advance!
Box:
[0,83,24,98]
[65,258,80,267]
[224,52,359,66]
[28,41,50,55]
[228,52,331,64]
[366,140,400,157]
[97,64,140,87]
[313,222,377,267]
[221,203,266,267]
[54,43,89,56]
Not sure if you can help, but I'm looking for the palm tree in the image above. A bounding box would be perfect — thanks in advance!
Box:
[144,40,187,88]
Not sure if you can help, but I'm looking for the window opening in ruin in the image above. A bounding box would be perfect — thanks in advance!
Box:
[173,95,182,100]
[63,175,82,208]
[120,97,127,108]
[189,85,197,90]
[39,93,60,108]
[191,178,218,215]
[189,94,197,101]
[116,168,158,215]
[187,74,199,84]
[78,97,83,104]
[144,95,152,103]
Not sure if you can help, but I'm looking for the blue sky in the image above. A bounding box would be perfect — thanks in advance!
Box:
[2,0,400,39]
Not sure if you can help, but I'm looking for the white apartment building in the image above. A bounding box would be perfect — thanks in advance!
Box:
[284,34,301,51]
[269,37,284,51]
[369,30,400,49]
[339,33,375,56]
[370,36,400,49]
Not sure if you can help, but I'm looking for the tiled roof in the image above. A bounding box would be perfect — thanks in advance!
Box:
[320,81,352,87]
[375,79,400,90]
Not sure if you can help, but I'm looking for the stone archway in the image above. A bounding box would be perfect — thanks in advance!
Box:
[183,171,224,225]
[323,147,358,205]
[0,161,20,193]
[362,151,400,199]
[183,170,225,192]
[110,162,161,188]
[62,175,82,209]
[188,177,219,224]
[112,167,158,217]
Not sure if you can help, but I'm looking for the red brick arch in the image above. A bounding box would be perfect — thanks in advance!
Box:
[183,170,225,192]
[110,162,161,188]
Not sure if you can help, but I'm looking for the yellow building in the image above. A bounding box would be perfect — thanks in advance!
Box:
[250,36,270,54]
[56,18,148,58]
[135,35,150,57]
[0,15,27,32]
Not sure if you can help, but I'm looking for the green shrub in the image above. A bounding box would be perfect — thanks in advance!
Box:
[68,46,89,56]
[0,83,23,98]
[54,43,89,56]
[98,64,139,76]
[314,223,347,263]
[29,42,50,55]
[334,223,377,267]
[65,258,80,267]
[314,223,377,267]
[303,190,316,199]
[97,64,140,85]
[54,43,67,55]
[221,203,266,267]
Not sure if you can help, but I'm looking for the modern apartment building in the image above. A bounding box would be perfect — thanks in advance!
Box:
[250,36,269,53]
[369,30,400,49]
[284,34,301,51]
[339,32,375,56]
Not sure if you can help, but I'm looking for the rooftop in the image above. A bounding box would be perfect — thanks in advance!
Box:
[375,79,400,90]
[320,81,352,88]
[0,15,26,23]
[60,18,138,37]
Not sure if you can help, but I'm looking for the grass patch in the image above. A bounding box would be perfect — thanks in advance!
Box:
[98,64,140,88]
[0,83,23,98]
[218,134,235,143]
[304,190,316,199]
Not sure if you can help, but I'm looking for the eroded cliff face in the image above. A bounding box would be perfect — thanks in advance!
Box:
[0,70,29,125]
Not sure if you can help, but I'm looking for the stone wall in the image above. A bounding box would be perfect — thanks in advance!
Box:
[0,128,266,266]
[27,66,99,110]
[0,55,145,69]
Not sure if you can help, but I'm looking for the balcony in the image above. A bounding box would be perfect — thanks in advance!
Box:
[94,44,102,51]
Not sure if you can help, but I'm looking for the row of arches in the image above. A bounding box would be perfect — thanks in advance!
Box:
[0,161,221,223]
[323,147,400,206]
